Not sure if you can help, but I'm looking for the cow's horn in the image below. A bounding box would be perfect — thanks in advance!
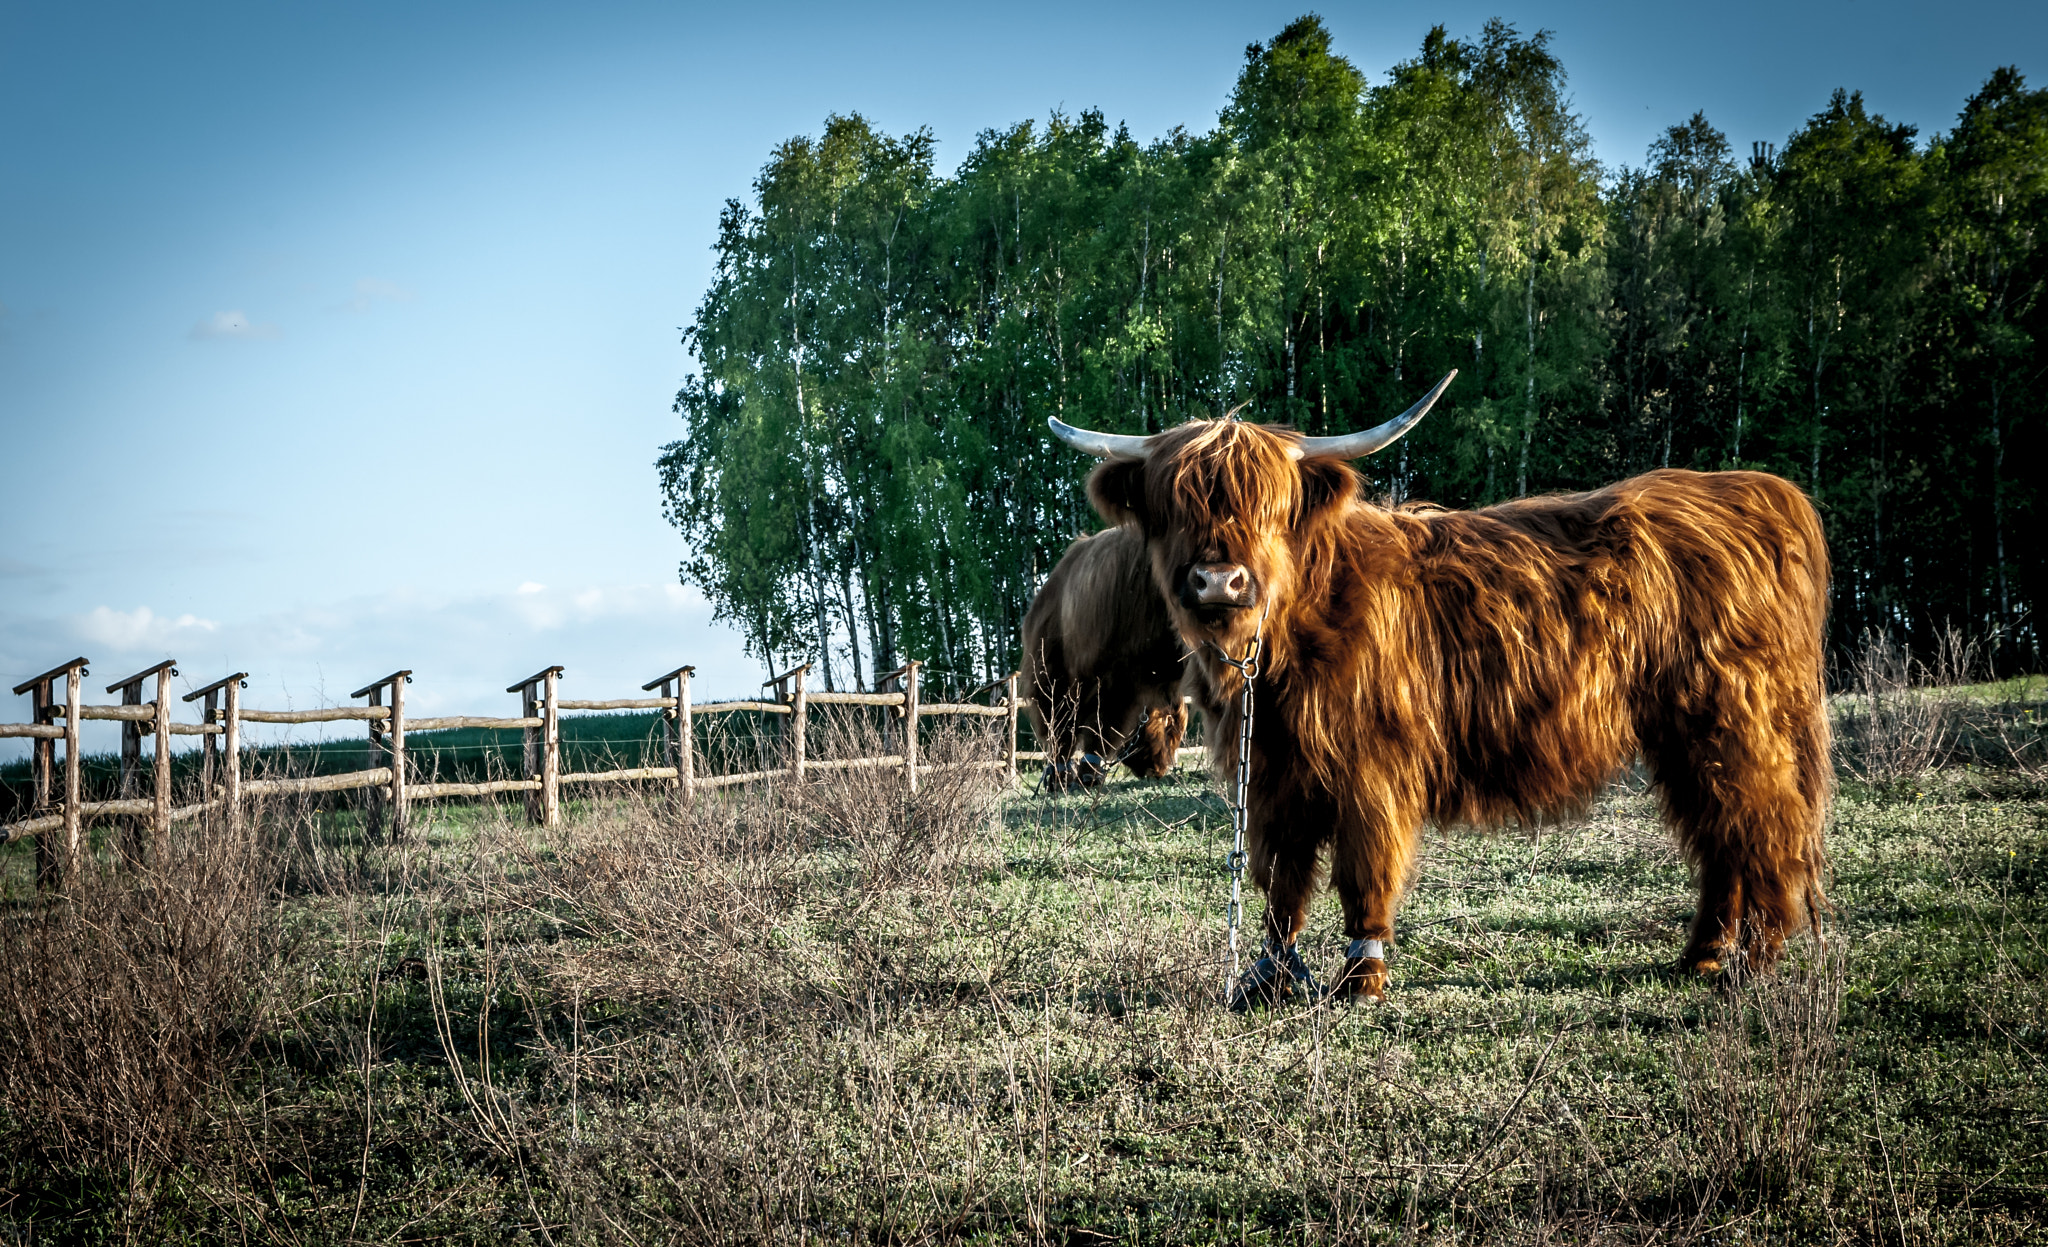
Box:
[1047,416,1153,459]
[1292,370,1458,461]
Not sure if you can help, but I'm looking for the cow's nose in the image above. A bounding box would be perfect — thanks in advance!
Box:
[1187,563,1254,607]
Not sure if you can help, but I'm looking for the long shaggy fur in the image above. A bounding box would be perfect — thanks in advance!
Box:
[1088,420,1831,984]
[1022,526,1189,779]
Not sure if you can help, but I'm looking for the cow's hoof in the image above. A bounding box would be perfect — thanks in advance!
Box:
[1681,945,1747,977]
[1683,950,1762,994]
[1327,956,1387,1002]
[1228,945,1320,1012]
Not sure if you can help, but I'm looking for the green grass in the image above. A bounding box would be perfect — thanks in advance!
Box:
[2,732,2045,1242]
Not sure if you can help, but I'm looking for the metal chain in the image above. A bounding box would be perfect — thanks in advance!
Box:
[1210,608,1267,993]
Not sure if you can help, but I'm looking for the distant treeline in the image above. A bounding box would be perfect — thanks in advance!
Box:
[662,16,2044,691]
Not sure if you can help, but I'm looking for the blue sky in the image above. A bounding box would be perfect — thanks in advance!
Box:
[2,0,2039,753]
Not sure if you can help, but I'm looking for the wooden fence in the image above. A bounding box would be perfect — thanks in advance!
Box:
[3,655,1037,884]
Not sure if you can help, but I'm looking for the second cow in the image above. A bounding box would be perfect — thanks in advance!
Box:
[1022,526,1190,789]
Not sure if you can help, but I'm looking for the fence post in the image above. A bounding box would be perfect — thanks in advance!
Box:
[1005,673,1019,785]
[352,671,411,841]
[878,669,899,757]
[677,668,694,798]
[105,659,175,865]
[199,690,218,811]
[390,675,408,835]
[790,666,808,782]
[366,683,385,839]
[507,667,565,826]
[63,660,81,877]
[118,675,142,858]
[762,663,810,786]
[541,668,560,826]
[363,684,386,841]
[643,665,696,801]
[35,680,55,884]
[12,658,87,888]
[185,673,248,837]
[30,682,53,817]
[151,665,172,846]
[903,660,921,794]
[521,682,540,824]
[224,678,242,834]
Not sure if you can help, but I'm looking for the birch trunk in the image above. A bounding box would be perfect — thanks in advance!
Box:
[1519,206,1538,497]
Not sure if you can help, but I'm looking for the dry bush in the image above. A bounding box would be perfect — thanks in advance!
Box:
[491,718,1005,1011]
[1837,628,1978,783]
[1674,937,1848,1202]
[804,711,1004,889]
[392,727,1014,1237]
[0,815,286,1177]
[1990,678,2048,780]
[498,780,811,1007]
[1836,627,2048,784]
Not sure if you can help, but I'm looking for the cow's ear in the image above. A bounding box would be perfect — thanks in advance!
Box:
[1296,459,1359,527]
[1087,459,1148,529]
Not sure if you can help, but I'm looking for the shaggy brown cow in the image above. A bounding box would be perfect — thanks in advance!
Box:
[1050,373,1831,1006]
[1022,525,1189,788]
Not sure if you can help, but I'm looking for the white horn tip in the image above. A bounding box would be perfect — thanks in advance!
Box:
[1047,414,1152,459]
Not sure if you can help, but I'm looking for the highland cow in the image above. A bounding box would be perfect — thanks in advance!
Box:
[1022,526,1189,789]
[1050,372,1832,1007]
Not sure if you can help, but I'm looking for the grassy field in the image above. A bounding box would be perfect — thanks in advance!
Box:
[0,683,2044,1244]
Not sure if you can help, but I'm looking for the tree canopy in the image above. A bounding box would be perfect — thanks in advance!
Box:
[662,17,2044,691]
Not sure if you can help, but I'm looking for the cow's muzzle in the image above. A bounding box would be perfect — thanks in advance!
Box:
[1182,563,1256,610]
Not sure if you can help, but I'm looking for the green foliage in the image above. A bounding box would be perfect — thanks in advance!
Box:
[663,17,2047,683]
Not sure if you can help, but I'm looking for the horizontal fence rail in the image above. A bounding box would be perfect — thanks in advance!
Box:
[2,654,1055,882]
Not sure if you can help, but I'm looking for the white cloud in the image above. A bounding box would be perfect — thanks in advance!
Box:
[189,309,280,340]
[75,605,218,650]
[508,582,691,631]
[338,277,413,313]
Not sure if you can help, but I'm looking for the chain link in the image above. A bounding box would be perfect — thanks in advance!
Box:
[1210,609,1266,994]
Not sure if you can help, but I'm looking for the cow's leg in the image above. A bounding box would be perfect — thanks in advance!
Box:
[1228,804,1324,1011]
[1681,853,1746,975]
[1328,816,1418,1001]
[1654,752,1762,974]
[1650,693,1826,977]
[1259,847,1319,948]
